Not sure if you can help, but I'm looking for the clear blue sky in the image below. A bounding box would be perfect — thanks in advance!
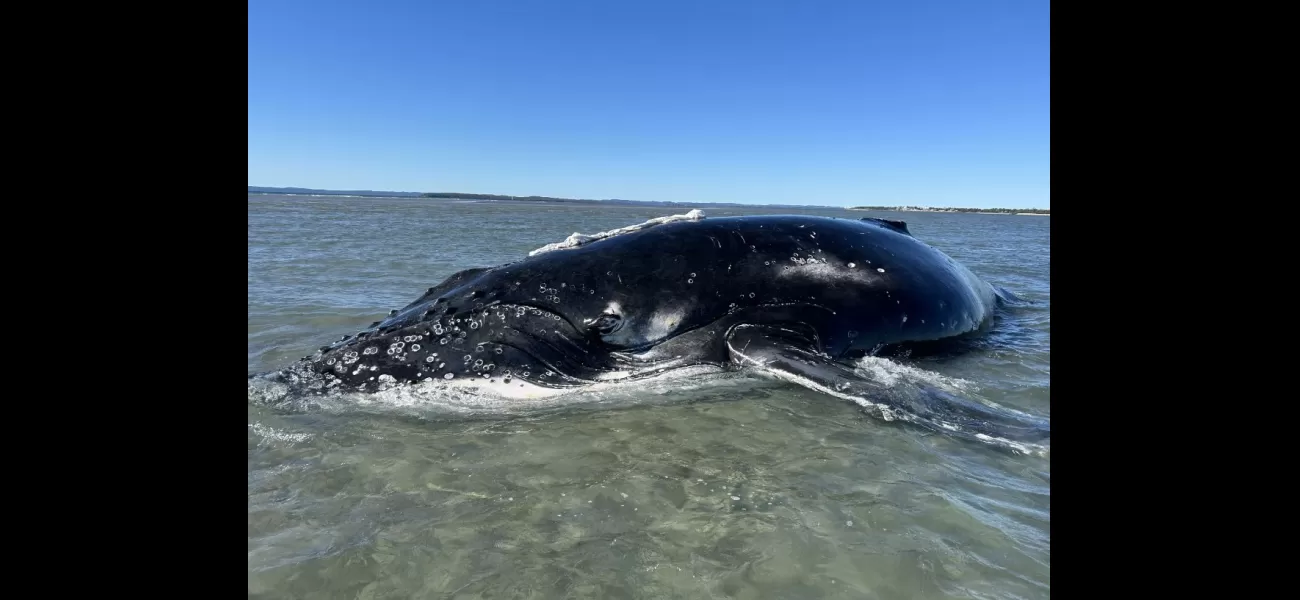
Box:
[248,0,1050,209]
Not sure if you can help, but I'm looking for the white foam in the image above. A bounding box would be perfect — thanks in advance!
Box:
[850,356,977,393]
[250,364,734,420]
[249,352,1046,455]
[727,351,1047,456]
[852,357,1045,421]
[248,422,314,445]
[528,209,706,256]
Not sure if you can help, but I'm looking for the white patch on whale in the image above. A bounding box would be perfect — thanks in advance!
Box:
[776,259,873,284]
[648,308,685,338]
[528,209,706,256]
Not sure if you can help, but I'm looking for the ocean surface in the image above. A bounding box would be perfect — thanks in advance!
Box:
[248,194,1050,599]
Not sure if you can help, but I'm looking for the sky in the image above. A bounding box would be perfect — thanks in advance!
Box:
[248,0,1050,209]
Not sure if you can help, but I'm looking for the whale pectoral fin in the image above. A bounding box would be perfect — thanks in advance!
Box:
[725,324,1049,452]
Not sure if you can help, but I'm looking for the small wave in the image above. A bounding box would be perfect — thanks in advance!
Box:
[248,422,314,445]
[248,364,733,420]
[249,357,1047,455]
[783,356,1050,456]
[851,356,978,393]
[853,356,1044,422]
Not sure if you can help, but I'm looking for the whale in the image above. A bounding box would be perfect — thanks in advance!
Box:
[254,212,1049,449]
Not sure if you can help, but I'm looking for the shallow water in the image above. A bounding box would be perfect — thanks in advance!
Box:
[248,195,1050,599]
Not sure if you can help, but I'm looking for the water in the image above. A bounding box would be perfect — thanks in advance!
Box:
[248,195,1050,599]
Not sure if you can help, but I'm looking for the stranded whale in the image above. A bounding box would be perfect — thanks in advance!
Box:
[254,212,1049,450]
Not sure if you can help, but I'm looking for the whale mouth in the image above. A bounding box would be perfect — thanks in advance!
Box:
[284,300,706,396]
[458,302,708,388]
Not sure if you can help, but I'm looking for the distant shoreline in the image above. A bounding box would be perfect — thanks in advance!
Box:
[847,206,1050,215]
[249,189,820,209]
[248,188,1048,214]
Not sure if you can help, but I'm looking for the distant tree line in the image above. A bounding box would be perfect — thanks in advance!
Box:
[418,192,663,204]
[420,192,599,203]
[849,206,1050,215]
[254,188,1047,213]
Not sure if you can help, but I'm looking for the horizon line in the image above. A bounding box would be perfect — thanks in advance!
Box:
[247,185,1049,212]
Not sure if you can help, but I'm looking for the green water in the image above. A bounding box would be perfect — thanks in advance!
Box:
[248,195,1049,599]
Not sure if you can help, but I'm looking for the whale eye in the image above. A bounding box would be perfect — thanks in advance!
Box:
[590,313,622,335]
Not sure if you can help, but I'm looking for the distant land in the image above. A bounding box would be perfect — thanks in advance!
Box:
[248,186,1048,214]
[415,191,829,210]
[248,186,426,198]
[847,205,1049,215]
[248,186,829,209]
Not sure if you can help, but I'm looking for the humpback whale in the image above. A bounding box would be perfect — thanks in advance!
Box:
[254,213,1048,450]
